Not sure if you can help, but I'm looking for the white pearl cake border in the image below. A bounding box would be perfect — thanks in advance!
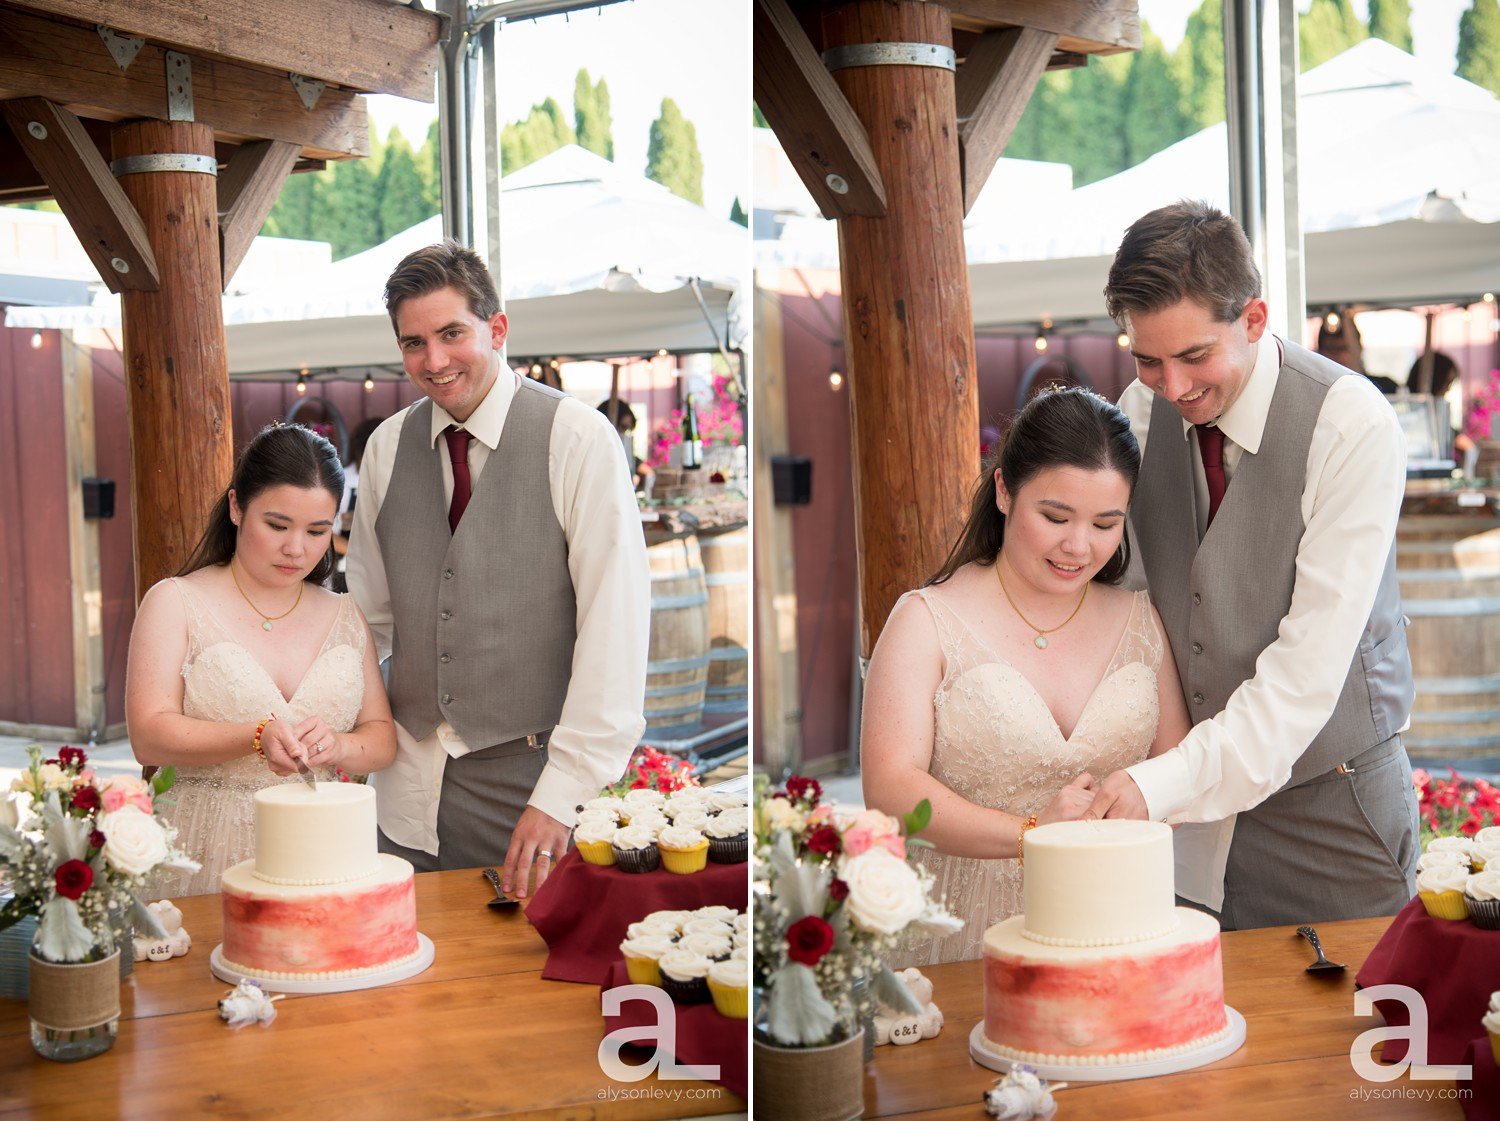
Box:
[1019,916,1181,948]
[209,934,435,995]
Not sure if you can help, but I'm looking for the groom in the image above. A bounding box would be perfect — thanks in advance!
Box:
[1086,201,1419,929]
[348,240,649,896]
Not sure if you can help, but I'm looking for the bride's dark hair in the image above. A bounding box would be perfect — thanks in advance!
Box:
[178,423,345,583]
[927,387,1140,587]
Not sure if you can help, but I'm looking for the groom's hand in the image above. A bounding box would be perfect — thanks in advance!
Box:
[503,806,570,899]
[1084,771,1149,821]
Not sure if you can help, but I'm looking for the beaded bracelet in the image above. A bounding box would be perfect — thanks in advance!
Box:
[1017,814,1039,864]
[252,716,274,759]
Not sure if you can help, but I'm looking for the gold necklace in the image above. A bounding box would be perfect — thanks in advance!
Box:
[230,558,303,631]
[995,562,1088,650]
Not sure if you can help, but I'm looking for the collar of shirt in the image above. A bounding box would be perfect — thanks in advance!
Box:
[1173,333,1284,455]
[424,367,520,451]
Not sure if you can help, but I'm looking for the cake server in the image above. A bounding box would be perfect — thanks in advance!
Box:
[482,867,520,909]
[1296,925,1346,973]
[294,757,317,789]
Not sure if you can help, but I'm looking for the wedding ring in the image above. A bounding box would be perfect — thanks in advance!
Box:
[538,850,554,860]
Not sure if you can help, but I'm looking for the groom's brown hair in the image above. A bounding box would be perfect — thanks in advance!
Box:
[1103,200,1261,327]
[384,240,500,332]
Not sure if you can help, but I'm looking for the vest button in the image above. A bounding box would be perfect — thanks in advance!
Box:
[440,653,451,664]
[1192,592,1202,606]
[1191,642,1203,655]
[442,693,453,705]
[440,609,452,621]
[1192,692,1205,705]
[443,568,454,580]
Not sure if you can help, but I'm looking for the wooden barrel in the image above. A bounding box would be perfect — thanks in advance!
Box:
[699,527,750,715]
[1396,514,1500,759]
[645,534,710,739]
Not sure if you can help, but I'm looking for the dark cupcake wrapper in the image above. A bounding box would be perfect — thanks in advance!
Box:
[1465,894,1500,929]
[708,831,749,864]
[660,973,711,1004]
[612,843,661,873]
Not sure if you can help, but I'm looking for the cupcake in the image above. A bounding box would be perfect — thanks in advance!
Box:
[729,943,749,961]
[579,796,624,820]
[680,931,733,961]
[705,809,749,864]
[1417,865,1470,920]
[1486,993,1500,1066]
[622,809,669,833]
[664,790,711,817]
[1426,836,1476,858]
[620,934,676,986]
[573,819,619,866]
[670,808,713,832]
[632,915,683,940]
[623,788,667,811]
[1471,842,1500,873]
[1465,870,1500,929]
[706,789,748,814]
[612,824,661,873]
[682,917,734,937]
[707,958,749,1019]
[1474,827,1500,849]
[658,948,713,1004]
[1416,849,1471,874]
[658,824,710,875]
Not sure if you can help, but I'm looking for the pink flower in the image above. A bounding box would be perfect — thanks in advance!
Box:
[842,827,874,857]
[99,775,153,814]
[878,833,907,859]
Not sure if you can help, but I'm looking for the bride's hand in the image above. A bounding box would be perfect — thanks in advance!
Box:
[1037,772,1095,827]
[293,715,348,770]
[258,718,309,777]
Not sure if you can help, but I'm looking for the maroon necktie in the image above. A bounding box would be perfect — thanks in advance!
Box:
[444,426,473,532]
[1196,424,1227,528]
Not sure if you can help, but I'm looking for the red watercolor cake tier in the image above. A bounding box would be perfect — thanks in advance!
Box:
[220,854,419,980]
[982,909,1230,1066]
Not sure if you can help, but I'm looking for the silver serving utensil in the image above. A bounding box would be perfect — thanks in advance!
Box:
[482,867,520,909]
[294,757,316,789]
[1297,925,1346,973]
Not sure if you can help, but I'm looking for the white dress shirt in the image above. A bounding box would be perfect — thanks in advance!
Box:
[347,371,649,855]
[1119,336,1408,908]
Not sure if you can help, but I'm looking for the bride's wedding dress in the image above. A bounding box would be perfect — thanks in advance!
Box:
[893,585,1164,966]
[155,578,367,896]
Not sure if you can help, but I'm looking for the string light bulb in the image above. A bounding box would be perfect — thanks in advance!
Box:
[657,348,668,358]
[296,375,307,395]
[362,375,375,392]
[1116,333,1129,349]
[530,363,542,375]
[1483,292,1495,304]
[829,368,844,391]
[1325,311,1340,332]
[29,329,43,349]
[1034,333,1049,353]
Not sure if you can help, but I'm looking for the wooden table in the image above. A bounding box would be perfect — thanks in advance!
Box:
[0,871,745,1120]
[866,916,1466,1120]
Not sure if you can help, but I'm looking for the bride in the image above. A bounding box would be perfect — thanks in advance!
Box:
[862,388,1191,965]
[125,423,396,895]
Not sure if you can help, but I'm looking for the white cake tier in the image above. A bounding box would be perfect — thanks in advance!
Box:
[1021,820,1177,946]
[252,782,381,886]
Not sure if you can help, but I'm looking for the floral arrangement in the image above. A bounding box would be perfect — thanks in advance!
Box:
[0,746,200,963]
[1464,369,1500,444]
[647,374,745,469]
[1414,767,1500,843]
[753,775,961,1047]
[604,746,699,797]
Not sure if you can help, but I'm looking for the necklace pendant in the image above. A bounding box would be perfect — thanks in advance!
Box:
[1034,635,1048,650]
[262,620,274,632]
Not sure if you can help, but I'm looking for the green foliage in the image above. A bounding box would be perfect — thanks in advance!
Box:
[1122,29,1188,169]
[729,196,747,226]
[501,97,576,173]
[573,69,615,160]
[1367,0,1414,51]
[752,103,769,128]
[1174,0,1225,129]
[902,799,932,837]
[1300,0,1368,70]
[645,97,704,205]
[377,130,434,240]
[1458,0,1500,96]
[421,118,442,209]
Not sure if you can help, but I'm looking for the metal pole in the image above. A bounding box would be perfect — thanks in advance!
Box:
[437,0,472,246]
[481,18,503,300]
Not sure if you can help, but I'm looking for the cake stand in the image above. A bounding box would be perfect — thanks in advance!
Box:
[210,933,436,994]
[968,1006,1246,1083]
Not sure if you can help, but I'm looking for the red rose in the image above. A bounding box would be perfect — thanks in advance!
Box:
[786,915,835,967]
[54,859,94,900]
[58,746,87,769]
[89,830,106,849]
[70,785,101,814]
[786,776,822,805]
[805,826,841,858]
[829,878,849,902]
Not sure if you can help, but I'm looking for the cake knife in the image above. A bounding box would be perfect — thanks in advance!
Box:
[294,756,317,789]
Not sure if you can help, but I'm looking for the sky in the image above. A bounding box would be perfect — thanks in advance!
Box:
[366,0,750,221]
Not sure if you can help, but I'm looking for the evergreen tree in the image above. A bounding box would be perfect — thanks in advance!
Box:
[321,155,382,258]
[574,69,615,159]
[419,118,442,211]
[262,170,320,240]
[1299,0,1367,70]
[1458,0,1500,96]
[729,197,747,226]
[377,129,434,239]
[645,98,704,205]
[753,103,769,128]
[1122,29,1189,168]
[1066,54,1130,185]
[1173,0,1225,129]
[1367,0,1413,51]
[501,97,576,172]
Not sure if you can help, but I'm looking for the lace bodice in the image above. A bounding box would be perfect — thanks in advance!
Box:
[895,585,1164,966]
[156,578,366,895]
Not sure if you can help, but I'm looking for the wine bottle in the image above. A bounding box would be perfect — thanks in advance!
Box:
[682,396,703,470]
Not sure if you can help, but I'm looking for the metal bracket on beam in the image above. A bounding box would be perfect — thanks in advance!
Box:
[822,43,956,72]
[165,51,194,121]
[96,25,144,71]
[289,73,327,111]
[110,154,219,176]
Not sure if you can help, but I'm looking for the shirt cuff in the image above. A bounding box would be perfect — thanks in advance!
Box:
[1124,752,1196,822]
[528,760,602,828]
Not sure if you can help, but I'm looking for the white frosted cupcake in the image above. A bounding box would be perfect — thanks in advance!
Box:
[623,788,667,811]
[729,943,749,961]
[1426,836,1476,857]
[670,808,713,831]
[697,905,740,924]
[1416,849,1471,873]
[658,948,713,1004]
[680,931,733,960]
[704,809,749,863]
[573,818,619,866]
[1486,993,1500,1065]
[1471,842,1500,873]
[612,824,661,873]
[706,790,748,814]
[682,917,733,937]
[1474,827,1500,848]
[580,796,624,819]
[622,809,669,833]
[707,958,749,1019]
[1465,869,1500,929]
[620,934,676,986]
[658,824,710,875]
[664,789,711,816]
[1417,865,1470,920]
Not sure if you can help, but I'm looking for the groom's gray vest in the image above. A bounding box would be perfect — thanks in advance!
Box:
[374,383,575,748]
[1131,341,1413,790]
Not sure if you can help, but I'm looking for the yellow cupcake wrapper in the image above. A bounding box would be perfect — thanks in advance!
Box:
[659,843,710,875]
[1489,1031,1500,1067]
[1418,888,1469,921]
[624,955,664,987]
[575,838,617,866]
[707,976,748,1019]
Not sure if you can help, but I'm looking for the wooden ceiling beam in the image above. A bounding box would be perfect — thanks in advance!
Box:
[0,6,370,162]
[5,0,440,101]
[217,138,300,290]
[956,26,1058,215]
[943,0,1140,56]
[753,0,885,220]
[0,96,158,292]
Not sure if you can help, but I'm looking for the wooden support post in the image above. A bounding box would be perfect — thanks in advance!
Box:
[822,0,980,657]
[112,119,234,602]
[955,27,1059,215]
[218,139,301,289]
[60,328,106,740]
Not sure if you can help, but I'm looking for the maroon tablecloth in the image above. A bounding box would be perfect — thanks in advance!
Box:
[1356,897,1500,1066]
[525,850,747,984]
[1462,1035,1499,1121]
[601,959,747,1100]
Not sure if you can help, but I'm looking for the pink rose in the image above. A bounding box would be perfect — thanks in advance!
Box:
[100,776,153,815]
[878,834,907,859]
[842,827,874,857]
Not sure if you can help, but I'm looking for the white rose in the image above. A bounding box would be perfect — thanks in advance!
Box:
[36,763,69,792]
[98,806,169,877]
[839,850,925,935]
[760,797,803,833]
